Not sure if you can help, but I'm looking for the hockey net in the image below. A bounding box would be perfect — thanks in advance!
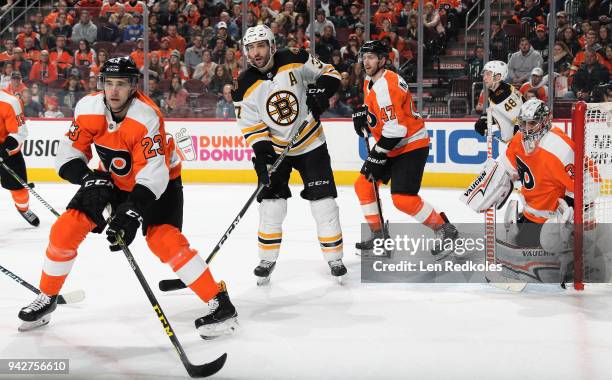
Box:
[572,102,612,290]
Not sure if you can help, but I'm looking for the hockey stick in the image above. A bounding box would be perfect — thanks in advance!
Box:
[113,233,227,378]
[159,113,316,292]
[0,264,85,304]
[0,157,61,217]
[483,110,526,292]
[354,130,391,258]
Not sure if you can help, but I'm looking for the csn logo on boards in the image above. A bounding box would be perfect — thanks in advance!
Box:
[358,127,501,165]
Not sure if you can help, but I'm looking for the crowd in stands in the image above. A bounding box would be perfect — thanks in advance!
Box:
[0,0,610,119]
[470,0,611,111]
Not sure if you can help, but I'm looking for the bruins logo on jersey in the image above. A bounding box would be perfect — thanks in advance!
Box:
[266,90,299,126]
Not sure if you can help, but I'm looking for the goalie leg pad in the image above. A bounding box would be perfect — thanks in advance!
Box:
[310,197,343,261]
[503,199,519,245]
[460,158,513,213]
[258,199,287,262]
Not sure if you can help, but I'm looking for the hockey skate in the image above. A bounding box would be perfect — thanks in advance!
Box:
[18,293,57,332]
[355,221,391,257]
[254,259,276,286]
[328,259,347,284]
[195,281,238,340]
[431,212,458,260]
[18,209,40,227]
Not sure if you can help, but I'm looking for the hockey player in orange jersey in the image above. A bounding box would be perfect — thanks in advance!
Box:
[463,99,577,247]
[461,99,584,283]
[18,57,238,339]
[352,40,457,256]
[0,89,40,227]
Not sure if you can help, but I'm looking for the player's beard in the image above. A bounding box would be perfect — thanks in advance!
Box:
[252,50,274,73]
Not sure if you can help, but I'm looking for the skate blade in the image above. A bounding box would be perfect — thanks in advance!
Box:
[256,276,271,286]
[198,317,239,340]
[18,315,51,332]
[335,275,346,285]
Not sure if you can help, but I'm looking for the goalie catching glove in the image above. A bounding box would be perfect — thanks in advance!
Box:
[460,158,513,212]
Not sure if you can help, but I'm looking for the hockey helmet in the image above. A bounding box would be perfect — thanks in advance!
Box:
[517,99,552,154]
[98,56,141,89]
[481,60,508,82]
[359,40,389,62]
[242,25,277,63]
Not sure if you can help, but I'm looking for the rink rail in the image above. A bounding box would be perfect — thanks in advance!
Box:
[22,118,571,188]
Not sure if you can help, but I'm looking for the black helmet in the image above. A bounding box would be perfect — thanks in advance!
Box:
[98,56,141,90]
[100,56,140,78]
[359,40,389,61]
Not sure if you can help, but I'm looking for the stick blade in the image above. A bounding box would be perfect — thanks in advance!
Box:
[159,279,187,292]
[57,289,86,304]
[187,353,227,378]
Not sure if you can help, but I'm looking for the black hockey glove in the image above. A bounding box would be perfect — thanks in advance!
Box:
[361,147,388,183]
[306,84,329,120]
[106,201,142,251]
[106,184,155,251]
[67,170,115,233]
[352,105,368,138]
[0,136,18,161]
[474,114,487,136]
[252,141,280,186]
[252,151,279,186]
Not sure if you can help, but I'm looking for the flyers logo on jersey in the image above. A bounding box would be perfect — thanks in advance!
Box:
[266,90,299,126]
[68,121,80,141]
[366,107,377,129]
[95,143,132,176]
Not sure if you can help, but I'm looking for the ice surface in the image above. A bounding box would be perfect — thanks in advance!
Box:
[1,184,612,379]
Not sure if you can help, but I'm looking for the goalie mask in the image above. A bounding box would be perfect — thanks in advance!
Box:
[243,25,276,72]
[482,60,508,89]
[517,99,552,154]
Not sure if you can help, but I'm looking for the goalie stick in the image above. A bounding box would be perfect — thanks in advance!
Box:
[0,264,85,304]
[483,109,527,292]
[159,114,315,292]
[113,233,227,378]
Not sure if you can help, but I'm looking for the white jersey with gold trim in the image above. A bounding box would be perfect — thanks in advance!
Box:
[232,48,340,156]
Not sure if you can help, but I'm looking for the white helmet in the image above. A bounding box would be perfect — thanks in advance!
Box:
[517,99,551,154]
[242,25,276,69]
[482,60,508,81]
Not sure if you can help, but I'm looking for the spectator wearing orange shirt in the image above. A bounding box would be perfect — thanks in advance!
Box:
[155,37,173,66]
[166,25,187,55]
[22,37,41,64]
[74,39,96,67]
[100,0,121,18]
[519,67,549,102]
[16,24,40,50]
[124,0,145,15]
[373,1,397,29]
[50,36,73,74]
[163,50,189,83]
[44,3,74,28]
[130,38,146,69]
[571,30,606,74]
[76,0,103,18]
[29,50,58,85]
[6,72,27,97]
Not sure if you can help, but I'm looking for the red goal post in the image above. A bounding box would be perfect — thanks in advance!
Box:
[572,101,612,290]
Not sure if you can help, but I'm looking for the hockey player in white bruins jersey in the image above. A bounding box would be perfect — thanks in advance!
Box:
[232,25,347,284]
[474,61,525,142]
